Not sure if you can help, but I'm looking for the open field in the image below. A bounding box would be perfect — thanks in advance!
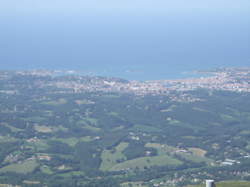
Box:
[110,155,182,171]
[145,143,177,155]
[83,117,98,125]
[51,136,93,147]
[100,142,128,171]
[146,143,212,164]
[23,180,40,185]
[57,171,85,177]
[0,136,17,142]
[83,124,101,132]
[34,125,53,133]
[160,104,177,112]
[220,114,235,122]
[188,148,207,157]
[40,165,53,175]
[177,152,213,164]
[28,139,50,151]
[0,160,39,174]
[42,98,67,106]
[187,181,250,187]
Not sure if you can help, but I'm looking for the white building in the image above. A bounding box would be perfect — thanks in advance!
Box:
[206,180,216,187]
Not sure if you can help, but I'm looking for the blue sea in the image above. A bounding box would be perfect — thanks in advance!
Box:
[0,9,249,80]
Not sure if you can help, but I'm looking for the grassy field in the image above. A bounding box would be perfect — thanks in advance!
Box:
[83,124,101,132]
[51,136,93,147]
[188,148,207,157]
[77,118,100,131]
[0,160,39,174]
[110,155,182,171]
[160,104,177,112]
[52,125,68,132]
[168,119,182,125]
[145,143,177,155]
[0,184,21,187]
[23,180,40,185]
[112,126,125,131]
[220,114,235,122]
[0,136,17,142]
[30,139,49,151]
[177,152,213,164]
[40,165,53,175]
[57,171,85,177]
[42,98,67,106]
[187,181,250,187]
[34,125,53,133]
[145,143,212,164]
[100,142,128,171]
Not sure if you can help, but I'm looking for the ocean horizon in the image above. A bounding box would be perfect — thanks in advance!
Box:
[1,1,249,81]
[0,63,249,81]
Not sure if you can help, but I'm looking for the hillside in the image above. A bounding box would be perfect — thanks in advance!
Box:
[187,181,250,187]
[0,69,250,187]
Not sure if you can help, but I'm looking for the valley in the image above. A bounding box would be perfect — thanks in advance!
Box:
[0,68,250,186]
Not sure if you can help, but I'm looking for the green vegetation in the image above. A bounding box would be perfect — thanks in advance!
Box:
[220,114,235,122]
[177,153,212,164]
[51,137,93,146]
[188,181,250,187]
[0,72,250,187]
[83,124,101,132]
[0,136,17,142]
[25,139,50,151]
[110,155,182,171]
[145,143,177,155]
[100,142,128,171]
[188,148,207,157]
[132,125,161,133]
[42,98,67,106]
[121,182,148,187]
[2,123,23,133]
[40,165,53,174]
[0,160,39,174]
[22,116,45,123]
[34,125,53,133]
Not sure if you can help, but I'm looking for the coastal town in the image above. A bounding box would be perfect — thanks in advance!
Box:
[1,68,249,103]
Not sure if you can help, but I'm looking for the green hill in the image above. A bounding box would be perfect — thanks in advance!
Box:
[0,70,250,187]
[188,181,250,187]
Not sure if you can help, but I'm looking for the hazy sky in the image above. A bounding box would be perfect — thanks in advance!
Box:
[0,0,250,79]
[1,0,250,13]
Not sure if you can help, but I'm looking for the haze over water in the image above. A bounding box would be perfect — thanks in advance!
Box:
[0,0,249,80]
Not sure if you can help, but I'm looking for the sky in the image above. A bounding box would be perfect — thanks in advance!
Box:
[0,0,250,79]
[1,0,250,13]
